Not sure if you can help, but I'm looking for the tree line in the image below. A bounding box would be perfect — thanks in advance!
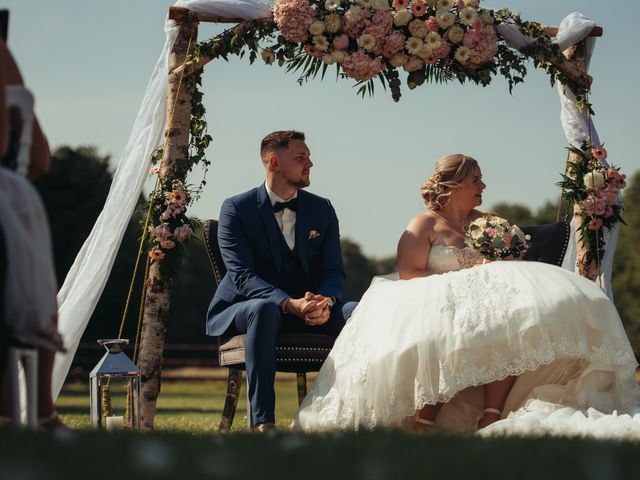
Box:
[34,146,640,355]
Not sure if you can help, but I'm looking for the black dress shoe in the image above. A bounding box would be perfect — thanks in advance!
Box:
[251,422,276,432]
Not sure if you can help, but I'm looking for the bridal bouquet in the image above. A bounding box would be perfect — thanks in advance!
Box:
[464,215,530,260]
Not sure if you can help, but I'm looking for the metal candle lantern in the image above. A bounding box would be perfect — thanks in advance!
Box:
[89,339,140,430]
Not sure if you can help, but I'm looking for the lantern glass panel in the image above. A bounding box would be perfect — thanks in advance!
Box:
[89,339,140,430]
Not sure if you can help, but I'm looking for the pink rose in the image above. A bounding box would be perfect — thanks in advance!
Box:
[153,224,172,242]
[426,16,439,32]
[455,0,465,9]
[588,218,603,231]
[333,34,350,50]
[174,225,194,243]
[435,39,451,59]
[371,10,393,33]
[160,240,176,250]
[503,232,513,248]
[463,29,481,47]
[403,55,424,72]
[343,16,371,40]
[304,44,324,58]
[604,185,619,205]
[484,227,497,238]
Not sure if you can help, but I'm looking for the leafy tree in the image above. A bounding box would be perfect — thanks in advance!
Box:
[33,146,113,285]
[491,202,535,226]
[341,238,377,301]
[34,146,145,346]
[612,171,640,351]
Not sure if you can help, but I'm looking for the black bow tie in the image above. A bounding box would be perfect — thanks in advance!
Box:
[273,198,298,213]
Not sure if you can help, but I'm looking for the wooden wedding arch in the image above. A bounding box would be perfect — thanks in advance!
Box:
[134,5,604,429]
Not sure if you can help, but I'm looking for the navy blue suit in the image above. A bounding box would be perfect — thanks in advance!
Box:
[207,184,353,426]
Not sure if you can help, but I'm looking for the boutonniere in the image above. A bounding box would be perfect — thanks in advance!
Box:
[308,230,320,240]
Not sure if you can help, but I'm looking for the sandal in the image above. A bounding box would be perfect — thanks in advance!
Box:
[478,407,502,429]
[412,417,435,431]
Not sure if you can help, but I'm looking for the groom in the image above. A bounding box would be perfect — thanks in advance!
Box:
[206,130,355,431]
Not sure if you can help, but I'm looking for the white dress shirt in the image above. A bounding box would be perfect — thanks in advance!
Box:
[265,183,297,250]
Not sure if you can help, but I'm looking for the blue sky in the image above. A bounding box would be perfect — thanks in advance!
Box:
[4,0,639,256]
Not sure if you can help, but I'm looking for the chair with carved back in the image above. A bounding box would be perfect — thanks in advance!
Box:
[203,219,337,431]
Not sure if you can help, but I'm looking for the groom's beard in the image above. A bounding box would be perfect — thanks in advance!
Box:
[289,176,310,189]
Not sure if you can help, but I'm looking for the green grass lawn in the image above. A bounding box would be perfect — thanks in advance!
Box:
[0,376,637,479]
[56,374,302,432]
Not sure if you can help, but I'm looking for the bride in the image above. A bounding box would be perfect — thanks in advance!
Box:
[293,154,640,437]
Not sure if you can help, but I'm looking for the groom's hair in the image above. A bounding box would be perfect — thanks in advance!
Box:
[260,130,305,161]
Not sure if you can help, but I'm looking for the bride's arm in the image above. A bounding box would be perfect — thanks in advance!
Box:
[397,214,434,280]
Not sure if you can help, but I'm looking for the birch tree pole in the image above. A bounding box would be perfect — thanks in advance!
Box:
[562,38,600,281]
[137,12,199,430]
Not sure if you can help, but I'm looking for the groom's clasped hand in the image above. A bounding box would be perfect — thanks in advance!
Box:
[285,292,332,326]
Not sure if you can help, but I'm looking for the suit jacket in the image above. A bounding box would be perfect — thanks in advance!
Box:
[206,184,345,336]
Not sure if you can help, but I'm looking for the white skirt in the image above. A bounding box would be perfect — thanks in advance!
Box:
[293,261,640,439]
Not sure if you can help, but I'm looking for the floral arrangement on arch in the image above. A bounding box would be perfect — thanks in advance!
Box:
[147,178,196,270]
[268,0,517,100]
[559,143,626,269]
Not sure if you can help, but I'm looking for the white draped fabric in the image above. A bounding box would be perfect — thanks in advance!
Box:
[51,4,615,399]
[496,13,618,299]
[51,0,272,399]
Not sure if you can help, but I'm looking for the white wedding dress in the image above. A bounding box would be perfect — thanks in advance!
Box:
[293,246,640,439]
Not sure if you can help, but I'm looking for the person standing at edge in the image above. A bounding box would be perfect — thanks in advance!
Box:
[206,130,356,431]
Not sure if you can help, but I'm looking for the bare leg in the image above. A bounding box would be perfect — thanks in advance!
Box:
[412,402,443,431]
[478,376,516,429]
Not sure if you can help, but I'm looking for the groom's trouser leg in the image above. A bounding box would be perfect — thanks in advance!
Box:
[229,299,281,427]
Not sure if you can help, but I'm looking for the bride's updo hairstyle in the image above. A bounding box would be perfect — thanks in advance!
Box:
[421,154,479,210]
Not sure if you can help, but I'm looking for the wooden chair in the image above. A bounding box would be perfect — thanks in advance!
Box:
[203,220,337,431]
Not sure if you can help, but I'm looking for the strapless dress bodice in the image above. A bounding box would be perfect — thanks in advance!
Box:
[427,245,486,274]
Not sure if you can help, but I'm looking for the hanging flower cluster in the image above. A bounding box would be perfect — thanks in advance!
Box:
[147,179,195,264]
[267,0,514,99]
[559,144,626,268]
[273,0,499,79]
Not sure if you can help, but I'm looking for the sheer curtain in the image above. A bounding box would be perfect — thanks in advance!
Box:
[52,0,271,400]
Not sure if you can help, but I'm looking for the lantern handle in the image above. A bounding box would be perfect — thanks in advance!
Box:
[97,338,130,352]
